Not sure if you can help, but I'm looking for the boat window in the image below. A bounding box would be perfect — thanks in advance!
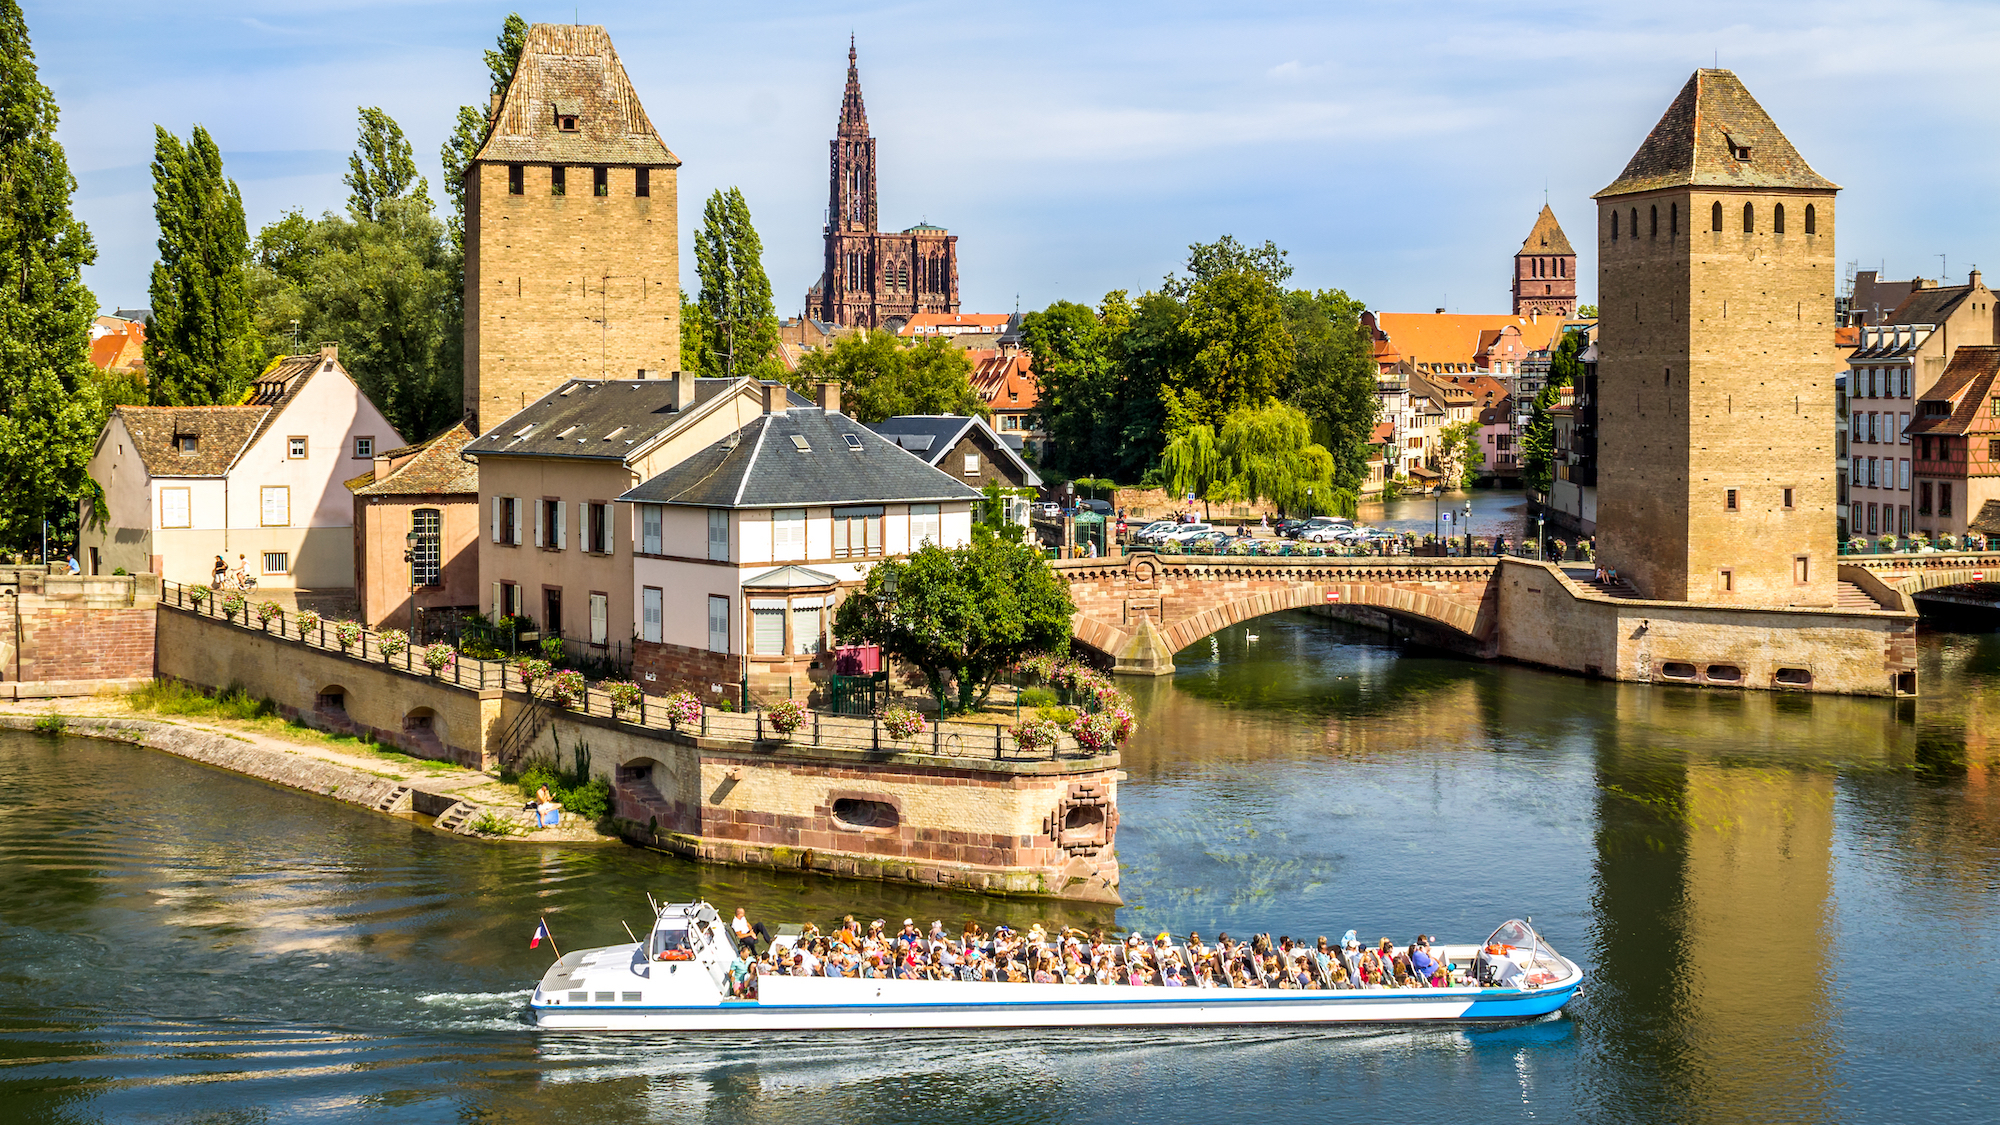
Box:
[651,926,695,961]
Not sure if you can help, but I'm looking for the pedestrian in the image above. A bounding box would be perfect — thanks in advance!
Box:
[65,552,80,575]
[212,555,228,587]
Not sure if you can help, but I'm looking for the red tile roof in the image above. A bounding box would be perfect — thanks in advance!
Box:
[967,348,1037,412]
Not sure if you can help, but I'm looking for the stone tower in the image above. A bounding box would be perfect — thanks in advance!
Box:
[1513,205,1577,317]
[462,24,681,432]
[810,40,960,330]
[1594,69,1839,606]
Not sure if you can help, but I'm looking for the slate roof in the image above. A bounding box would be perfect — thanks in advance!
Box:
[115,406,269,477]
[1517,205,1575,256]
[1970,500,2000,536]
[1597,69,1837,198]
[474,24,680,167]
[867,414,1042,487]
[1886,284,1976,328]
[1906,347,2000,437]
[464,377,804,462]
[619,408,982,509]
[351,422,479,496]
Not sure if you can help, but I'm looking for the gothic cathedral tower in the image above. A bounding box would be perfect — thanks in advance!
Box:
[1594,69,1839,606]
[461,24,681,432]
[1513,205,1577,318]
[811,40,959,330]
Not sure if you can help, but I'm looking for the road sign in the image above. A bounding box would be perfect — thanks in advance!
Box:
[1325,591,1340,603]
[1974,570,1985,581]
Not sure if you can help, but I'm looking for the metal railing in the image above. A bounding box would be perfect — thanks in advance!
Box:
[158,581,1090,762]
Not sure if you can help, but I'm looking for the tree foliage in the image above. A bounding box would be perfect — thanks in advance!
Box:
[344,107,424,223]
[1520,330,1584,494]
[1163,402,1350,517]
[691,187,780,379]
[146,124,261,406]
[248,108,457,440]
[832,529,1074,714]
[1436,419,1484,487]
[0,0,102,546]
[789,331,983,423]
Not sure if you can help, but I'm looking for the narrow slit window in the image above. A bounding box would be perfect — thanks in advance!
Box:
[1712,201,1724,231]
[551,166,566,196]
[635,167,650,197]
[1743,202,1754,233]
[1773,203,1786,234]
[1804,204,1816,234]
[508,163,523,195]
[593,166,608,196]
[1725,488,1739,511]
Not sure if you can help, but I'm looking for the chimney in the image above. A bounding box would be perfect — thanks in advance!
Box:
[1971,268,1983,291]
[665,371,689,412]
[816,381,841,414]
[489,92,502,122]
[762,382,786,415]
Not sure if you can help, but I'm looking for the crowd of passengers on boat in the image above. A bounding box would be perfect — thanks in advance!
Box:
[708,911,1499,999]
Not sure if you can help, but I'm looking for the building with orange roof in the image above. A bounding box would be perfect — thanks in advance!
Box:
[89,318,146,377]
[1513,205,1578,318]
[965,346,1041,455]
[899,313,1013,344]
[1362,309,1570,377]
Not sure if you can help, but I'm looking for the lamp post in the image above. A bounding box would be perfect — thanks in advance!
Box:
[1464,499,1474,555]
[404,529,420,643]
[1536,513,1546,561]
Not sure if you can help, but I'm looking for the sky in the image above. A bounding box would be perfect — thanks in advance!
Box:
[31,0,2000,320]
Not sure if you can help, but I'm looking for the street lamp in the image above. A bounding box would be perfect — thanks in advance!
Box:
[404,529,421,643]
[1536,513,1546,561]
[1464,499,1474,555]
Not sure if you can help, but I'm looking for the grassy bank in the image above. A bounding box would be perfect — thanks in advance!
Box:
[120,679,464,776]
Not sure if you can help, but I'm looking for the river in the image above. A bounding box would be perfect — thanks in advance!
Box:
[3,614,1998,1123]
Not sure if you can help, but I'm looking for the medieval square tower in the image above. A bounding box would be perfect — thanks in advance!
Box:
[1594,69,1839,607]
[1513,205,1577,318]
[461,24,681,432]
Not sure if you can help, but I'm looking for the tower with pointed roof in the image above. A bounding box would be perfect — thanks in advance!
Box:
[461,23,682,432]
[809,41,960,330]
[1590,69,1840,607]
[1513,205,1577,317]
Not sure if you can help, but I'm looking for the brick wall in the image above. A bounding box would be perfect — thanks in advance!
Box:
[0,571,158,686]
[634,639,738,700]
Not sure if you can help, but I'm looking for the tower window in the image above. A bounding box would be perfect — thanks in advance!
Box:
[593,166,608,197]
[1783,487,1795,509]
[1611,211,1619,241]
[1725,488,1739,511]
[507,163,523,195]
[1630,208,1639,239]
[551,166,566,196]
[635,167,650,197]
[1712,201,1723,231]
[1804,204,1816,234]
[1742,202,1754,233]
[1649,205,1658,238]
[1732,144,1751,160]
[1670,203,1678,235]
[1773,203,1786,234]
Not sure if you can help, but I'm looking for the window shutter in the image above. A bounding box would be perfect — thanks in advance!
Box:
[708,596,729,654]
[643,588,662,643]
[511,501,523,546]
[752,605,785,654]
[493,582,502,618]
[589,593,608,645]
[534,501,545,547]
[603,505,615,554]
[556,501,568,549]
[491,497,501,543]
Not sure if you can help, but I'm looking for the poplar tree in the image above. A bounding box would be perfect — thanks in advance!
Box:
[345,107,425,222]
[146,125,260,405]
[0,0,100,546]
[441,13,527,257]
[693,187,780,379]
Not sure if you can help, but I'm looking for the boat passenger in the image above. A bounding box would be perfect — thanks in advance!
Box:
[1410,936,1440,984]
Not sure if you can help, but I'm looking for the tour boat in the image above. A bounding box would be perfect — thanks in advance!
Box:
[528,902,1585,1032]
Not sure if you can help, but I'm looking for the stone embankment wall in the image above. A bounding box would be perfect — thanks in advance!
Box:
[1492,558,1919,696]
[0,568,159,697]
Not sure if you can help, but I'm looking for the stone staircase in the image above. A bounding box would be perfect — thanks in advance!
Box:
[434,800,479,833]
[1837,581,1884,610]
[372,784,413,813]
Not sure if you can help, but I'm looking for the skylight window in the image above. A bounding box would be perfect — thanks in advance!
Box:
[514,424,536,438]
[790,435,812,453]
[557,425,578,439]
[603,426,626,441]
[842,433,864,451]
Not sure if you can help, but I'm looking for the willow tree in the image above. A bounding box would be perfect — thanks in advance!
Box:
[1218,401,1347,516]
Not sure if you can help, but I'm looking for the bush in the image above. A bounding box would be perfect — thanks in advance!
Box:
[420,643,457,674]
[468,810,524,837]
[516,657,552,689]
[515,757,610,822]
[540,635,565,663]
[32,713,67,736]
[881,706,926,740]
[256,600,282,627]
[603,680,643,714]
[378,629,409,658]
[222,592,245,620]
[1036,705,1078,726]
[127,679,275,721]
[660,690,703,725]
[549,669,586,708]
[296,609,321,638]
[334,620,362,651]
[1018,686,1058,709]
[112,566,129,576]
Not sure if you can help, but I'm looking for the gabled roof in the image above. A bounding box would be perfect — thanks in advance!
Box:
[867,414,1042,487]
[743,565,839,590]
[113,406,270,478]
[1907,347,2000,437]
[967,348,1039,412]
[618,408,983,510]
[474,24,680,167]
[1848,323,1935,361]
[351,422,479,496]
[1886,283,1978,329]
[1597,69,1837,198]
[1517,205,1574,256]
[464,377,803,462]
[240,350,331,454]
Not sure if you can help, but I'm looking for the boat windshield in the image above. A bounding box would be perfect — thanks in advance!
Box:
[649,926,695,961]
[1484,920,1566,980]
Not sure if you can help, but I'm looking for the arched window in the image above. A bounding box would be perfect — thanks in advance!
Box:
[1630,208,1639,239]
[1671,203,1679,235]
[1650,205,1658,238]
[1742,202,1754,233]
[1712,201,1724,231]
[898,264,909,292]
[1611,210,1619,241]
[1804,204,1817,235]
[1773,203,1786,234]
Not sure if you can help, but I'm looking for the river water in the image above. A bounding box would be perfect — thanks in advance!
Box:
[4,616,1998,1123]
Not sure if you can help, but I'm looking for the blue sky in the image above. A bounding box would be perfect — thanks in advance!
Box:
[32,1,2000,319]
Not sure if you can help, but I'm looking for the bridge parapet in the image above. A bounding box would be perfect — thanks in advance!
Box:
[1849,552,2000,596]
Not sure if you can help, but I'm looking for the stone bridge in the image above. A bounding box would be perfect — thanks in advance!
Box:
[1050,554,1500,674]
[1848,552,2000,599]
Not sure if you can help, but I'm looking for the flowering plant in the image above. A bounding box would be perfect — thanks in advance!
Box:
[515,658,552,689]
[1016,653,1058,684]
[421,643,457,674]
[221,592,245,620]
[881,706,926,741]
[1010,717,1063,754]
[296,609,321,638]
[187,585,209,606]
[549,669,586,708]
[1068,711,1122,754]
[767,698,808,735]
[603,680,643,714]
[333,620,362,651]
[256,600,282,627]
[378,629,409,658]
[1938,534,1960,551]
[660,689,703,725]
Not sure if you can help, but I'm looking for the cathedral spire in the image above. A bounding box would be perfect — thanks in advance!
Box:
[839,38,868,135]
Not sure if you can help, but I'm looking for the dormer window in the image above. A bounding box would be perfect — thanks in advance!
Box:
[557,114,579,132]
[1731,143,1751,161]
[177,435,197,454]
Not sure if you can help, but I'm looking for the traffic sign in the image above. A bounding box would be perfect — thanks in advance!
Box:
[1974,570,1985,581]
[1325,591,1340,603]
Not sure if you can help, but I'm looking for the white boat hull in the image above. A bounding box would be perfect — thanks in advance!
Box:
[531,968,1583,1032]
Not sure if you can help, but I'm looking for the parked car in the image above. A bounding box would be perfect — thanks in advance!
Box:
[1273,518,1310,539]
[1133,521,1178,544]
[1298,517,1354,543]
[1031,502,1062,519]
[1077,498,1112,515]
[1158,523,1216,544]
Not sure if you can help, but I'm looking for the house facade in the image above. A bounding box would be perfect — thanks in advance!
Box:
[1844,323,1930,538]
[464,373,804,666]
[347,422,481,632]
[1907,346,2000,540]
[867,413,1040,525]
[79,345,402,587]
[619,403,981,703]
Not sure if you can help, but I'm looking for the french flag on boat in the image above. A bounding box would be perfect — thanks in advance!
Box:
[530,920,551,949]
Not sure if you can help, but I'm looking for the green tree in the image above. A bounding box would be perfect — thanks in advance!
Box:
[1520,330,1584,493]
[1436,419,1484,488]
[0,0,101,547]
[1160,234,1292,299]
[976,479,1030,542]
[146,125,261,405]
[692,187,780,378]
[1160,423,1223,514]
[345,107,425,222]
[1281,287,1380,492]
[790,331,982,423]
[1577,303,1598,319]
[832,529,1074,714]
[678,292,717,379]
[1218,401,1346,516]
[1168,268,1294,435]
